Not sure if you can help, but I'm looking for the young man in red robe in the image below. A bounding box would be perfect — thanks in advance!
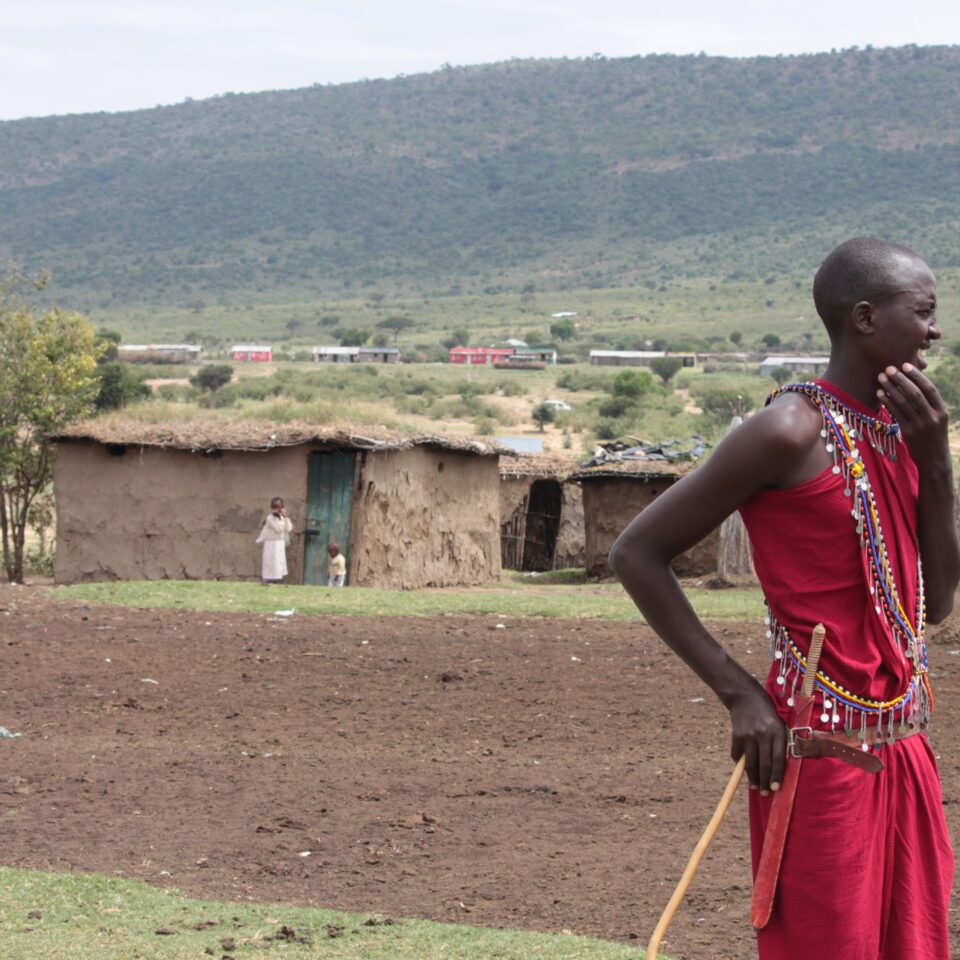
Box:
[610,237,958,959]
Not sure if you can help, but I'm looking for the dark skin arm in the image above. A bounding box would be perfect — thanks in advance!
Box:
[877,363,960,623]
[608,395,826,796]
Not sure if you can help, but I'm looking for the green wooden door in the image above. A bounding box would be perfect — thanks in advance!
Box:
[304,451,356,585]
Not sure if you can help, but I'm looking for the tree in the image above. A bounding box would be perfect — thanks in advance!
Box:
[549,318,576,341]
[441,328,470,350]
[761,333,781,349]
[377,315,415,343]
[699,387,754,429]
[730,331,743,346]
[95,362,151,410]
[611,369,653,399]
[96,328,122,361]
[0,265,103,582]
[190,364,233,404]
[337,327,370,347]
[532,402,556,432]
[649,356,683,385]
[769,366,792,387]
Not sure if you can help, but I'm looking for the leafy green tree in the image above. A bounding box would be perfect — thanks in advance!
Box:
[650,356,683,385]
[441,328,470,350]
[190,364,233,404]
[770,366,793,387]
[549,318,576,341]
[611,369,653,399]
[0,265,103,582]
[372,333,390,348]
[532,402,556,432]
[96,328,122,361]
[730,331,743,346]
[761,333,781,349]
[338,327,370,347]
[699,387,754,429]
[95,362,151,410]
[524,330,545,346]
[377,315,415,343]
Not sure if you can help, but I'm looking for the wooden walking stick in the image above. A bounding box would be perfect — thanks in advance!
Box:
[646,753,746,959]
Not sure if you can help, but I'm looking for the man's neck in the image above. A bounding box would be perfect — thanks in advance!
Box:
[822,354,884,411]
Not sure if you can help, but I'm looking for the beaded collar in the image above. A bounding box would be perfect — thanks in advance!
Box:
[761,381,930,744]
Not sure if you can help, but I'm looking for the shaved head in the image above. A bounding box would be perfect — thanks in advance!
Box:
[813,237,926,338]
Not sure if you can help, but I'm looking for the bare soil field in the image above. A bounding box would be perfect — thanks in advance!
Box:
[1,585,958,959]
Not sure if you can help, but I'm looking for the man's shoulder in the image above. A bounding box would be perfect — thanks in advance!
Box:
[734,392,822,458]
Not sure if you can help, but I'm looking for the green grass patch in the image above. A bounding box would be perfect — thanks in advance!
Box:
[56,578,765,623]
[0,867,652,959]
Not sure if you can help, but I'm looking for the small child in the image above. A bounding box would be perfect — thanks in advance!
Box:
[327,543,346,587]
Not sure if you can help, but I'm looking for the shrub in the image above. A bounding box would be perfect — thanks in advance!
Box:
[611,369,654,399]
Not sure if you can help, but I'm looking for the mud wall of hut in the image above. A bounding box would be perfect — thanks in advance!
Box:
[352,447,500,589]
[580,476,718,578]
[555,485,585,568]
[499,477,585,571]
[53,441,311,584]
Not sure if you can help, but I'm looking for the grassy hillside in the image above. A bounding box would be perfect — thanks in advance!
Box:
[1,45,958,315]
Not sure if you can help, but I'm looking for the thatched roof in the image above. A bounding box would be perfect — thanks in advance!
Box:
[568,459,688,481]
[499,452,581,480]
[52,418,501,457]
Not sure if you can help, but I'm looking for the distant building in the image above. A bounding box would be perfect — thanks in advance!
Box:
[231,345,273,362]
[758,355,830,377]
[313,346,360,363]
[312,346,401,364]
[589,350,698,368]
[449,347,515,365]
[358,347,401,364]
[118,344,202,363]
[589,350,666,367]
[514,347,558,365]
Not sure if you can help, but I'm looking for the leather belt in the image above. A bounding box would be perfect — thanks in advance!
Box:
[786,725,925,774]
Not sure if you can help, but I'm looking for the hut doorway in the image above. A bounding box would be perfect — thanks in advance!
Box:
[520,479,562,572]
[304,451,356,584]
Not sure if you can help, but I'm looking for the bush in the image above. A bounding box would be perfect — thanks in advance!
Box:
[597,395,637,418]
[650,356,683,385]
[94,362,151,411]
[698,387,755,429]
[611,369,654,399]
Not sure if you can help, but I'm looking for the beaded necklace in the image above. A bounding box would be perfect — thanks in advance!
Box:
[762,382,930,746]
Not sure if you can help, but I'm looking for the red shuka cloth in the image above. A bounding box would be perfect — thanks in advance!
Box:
[740,379,920,716]
[738,380,952,959]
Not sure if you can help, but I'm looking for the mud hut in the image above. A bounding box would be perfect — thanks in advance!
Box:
[52,419,501,589]
[499,454,584,571]
[570,459,718,578]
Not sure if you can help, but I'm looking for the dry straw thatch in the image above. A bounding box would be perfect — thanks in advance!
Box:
[53,417,502,457]
[498,452,581,480]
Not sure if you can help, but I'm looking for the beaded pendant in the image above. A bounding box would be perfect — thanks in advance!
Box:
[762,382,930,744]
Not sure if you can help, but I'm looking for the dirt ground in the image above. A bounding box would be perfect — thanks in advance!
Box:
[1,585,959,960]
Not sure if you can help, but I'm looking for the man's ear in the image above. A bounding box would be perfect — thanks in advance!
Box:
[851,300,874,336]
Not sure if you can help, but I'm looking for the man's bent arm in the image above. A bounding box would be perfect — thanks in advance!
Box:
[609,401,819,794]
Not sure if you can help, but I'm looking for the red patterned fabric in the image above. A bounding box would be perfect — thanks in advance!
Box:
[740,380,920,716]
[749,736,953,959]
[739,380,953,958]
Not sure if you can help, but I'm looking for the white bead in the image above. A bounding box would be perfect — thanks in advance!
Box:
[776,676,785,685]
[774,649,783,659]
[787,697,795,707]
[820,713,830,723]
[832,465,841,474]
[825,443,835,452]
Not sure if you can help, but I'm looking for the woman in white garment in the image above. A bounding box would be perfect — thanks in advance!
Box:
[256,496,293,584]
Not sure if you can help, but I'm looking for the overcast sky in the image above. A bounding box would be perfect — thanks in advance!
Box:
[2,0,959,121]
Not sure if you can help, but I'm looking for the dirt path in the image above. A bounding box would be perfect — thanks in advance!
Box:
[1,585,958,959]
